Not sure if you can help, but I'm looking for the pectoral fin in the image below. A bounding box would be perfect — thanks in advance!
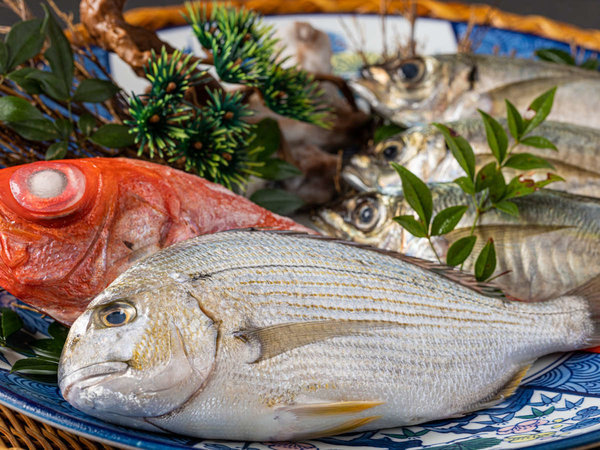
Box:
[234,320,399,363]
[282,401,384,440]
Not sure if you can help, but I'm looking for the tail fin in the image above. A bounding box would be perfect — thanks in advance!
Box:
[568,274,600,352]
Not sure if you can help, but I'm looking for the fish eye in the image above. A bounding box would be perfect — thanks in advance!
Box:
[352,198,379,232]
[9,162,87,219]
[382,144,399,160]
[395,58,425,84]
[97,302,137,328]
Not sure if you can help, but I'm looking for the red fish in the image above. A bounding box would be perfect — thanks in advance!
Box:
[0,158,311,324]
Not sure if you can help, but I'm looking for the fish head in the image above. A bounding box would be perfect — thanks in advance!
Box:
[342,127,446,193]
[0,160,103,288]
[0,158,185,324]
[350,55,474,126]
[59,282,218,420]
[311,192,403,249]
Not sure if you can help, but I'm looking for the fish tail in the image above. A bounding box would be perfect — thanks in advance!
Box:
[566,274,600,350]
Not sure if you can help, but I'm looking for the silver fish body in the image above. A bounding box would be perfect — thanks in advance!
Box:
[312,184,600,301]
[351,54,600,128]
[343,119,600,196]
[59,230,597,441]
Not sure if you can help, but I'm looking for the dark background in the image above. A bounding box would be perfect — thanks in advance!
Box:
[0,1,599,29]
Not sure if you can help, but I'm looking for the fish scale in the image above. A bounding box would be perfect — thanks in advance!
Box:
[59,230,597,441]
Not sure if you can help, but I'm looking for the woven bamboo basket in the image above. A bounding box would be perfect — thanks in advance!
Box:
[2,0,599,448]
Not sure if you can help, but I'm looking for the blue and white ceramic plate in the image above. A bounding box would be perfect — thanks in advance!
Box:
[1,291,600,450]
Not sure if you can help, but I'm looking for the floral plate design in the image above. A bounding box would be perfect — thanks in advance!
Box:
[1,291,600,450]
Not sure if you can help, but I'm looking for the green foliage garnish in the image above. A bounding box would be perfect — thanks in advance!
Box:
[0,308,68,384]
[250,188,305,215]
[392,87,564,282]
[127,4,329,194]
[185,3,330,125]
[536,48,599,70]
[374,124,405,144]
[0,6,131,162]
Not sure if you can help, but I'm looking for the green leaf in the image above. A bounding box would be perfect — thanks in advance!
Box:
[374,123,404,144]
[532,172,565,189]
[0,96,44,122]
[494,199,519,216]
[505,100,524,141]
[504,153,555,170]
[0,42,7,74]
[53,118,73,138]
[90,124,136,148]
[535,48,576,66]
[26,69,69,101]
[391,163,433,226]
[478,110,508,163]
[523,87,556,135]
[0,308,22,340]
[520,135,558,151]
[7,119,59,141]
[248,118,281,159]
[5,18,45,71]
[45,141,68,160]
[250,188,304,215]
[433,123,476,180]
[72,79,120,103]
[475,162,497,193]
[254,158,302,180]
[42,5,74,97]
[10,357,58,375]
[504,176,536,199]
[393,215,428,238]
[431,205,469,236]
[7,68,42,94]
[78,113,96,136]
[454,176,475,195]
[488,169,506,203]
[474,239,496,281]
[446,235,477,266]
[31,339,62,360]
[47,321,69,342]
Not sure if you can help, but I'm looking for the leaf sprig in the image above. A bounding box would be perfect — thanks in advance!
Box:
[393,87,564,281]
[0,6,133,161]
[0,307,68,384]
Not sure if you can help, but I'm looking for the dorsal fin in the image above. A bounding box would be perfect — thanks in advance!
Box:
[230,229,507,299]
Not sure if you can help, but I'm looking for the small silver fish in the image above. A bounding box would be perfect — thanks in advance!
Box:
[312,184,600,301]
[351,54,600,128]
[343,118,600,196]
[59,230,598,441]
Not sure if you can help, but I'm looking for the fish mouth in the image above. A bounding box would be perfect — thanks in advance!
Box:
[342,164,371,192]
[60,361,129,401]
[310,209,347,239]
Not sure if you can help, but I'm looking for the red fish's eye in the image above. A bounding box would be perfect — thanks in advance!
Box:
[9,162,87,218]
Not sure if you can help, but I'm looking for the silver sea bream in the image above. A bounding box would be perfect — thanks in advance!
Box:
[351,53,600,128]
[59,230,599,441]
[312,184,600,301]
[343,119,600,196]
